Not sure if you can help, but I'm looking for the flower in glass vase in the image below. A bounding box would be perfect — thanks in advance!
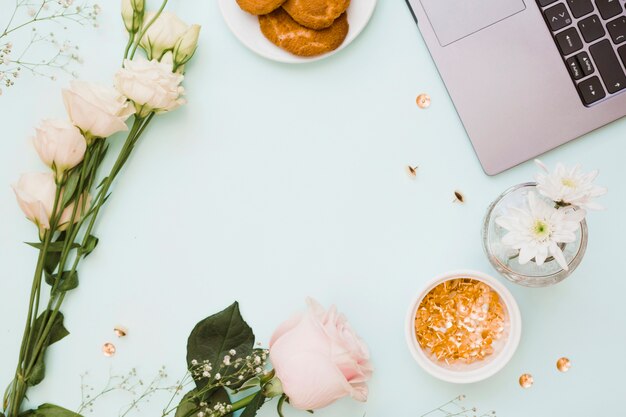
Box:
[535,159,608,210]
[496,192,586,270]
[483,161,606,287]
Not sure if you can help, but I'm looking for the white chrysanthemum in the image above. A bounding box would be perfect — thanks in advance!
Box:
[535,159,607,210]
[496,192,586,270]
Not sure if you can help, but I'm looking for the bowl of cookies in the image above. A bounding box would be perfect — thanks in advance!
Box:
[405,270,522,383]
[218,0,377,63]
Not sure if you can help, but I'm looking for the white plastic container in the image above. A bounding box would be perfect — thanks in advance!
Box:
[405,270,522,383]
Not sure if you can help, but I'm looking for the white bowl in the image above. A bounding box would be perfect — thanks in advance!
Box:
[405,270,522,384]
[217,0,378,64]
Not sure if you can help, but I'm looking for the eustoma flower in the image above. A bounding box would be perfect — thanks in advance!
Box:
[121,0,144,34]
[269,298,373,410]
[32,119,86,181]
[140,11,190,60]
[535,159,607,210]
[12,172,88,237]
[62,80,134,139]
[114,57,185,117]
[496,192,586,270]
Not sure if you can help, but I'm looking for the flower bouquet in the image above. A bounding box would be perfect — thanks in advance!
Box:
[3,1,201,415]
[482,160,606,287]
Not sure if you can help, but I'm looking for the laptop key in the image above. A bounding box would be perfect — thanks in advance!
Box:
[577,76,606,104]
[578,15,606,42]
[619,45,626,67]
[566,56,584,79]
[567,0,594,17]
[555,27,584,55]
[594,0,622,20]
[607,16,626,45]
[538,0,558,6]
[577,51,596,75]
[545,4,573,32]
[589,40,626,93]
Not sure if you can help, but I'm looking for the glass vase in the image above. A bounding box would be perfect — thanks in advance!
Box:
[482,182,587,287]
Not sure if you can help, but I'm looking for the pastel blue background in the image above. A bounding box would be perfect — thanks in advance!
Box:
[1,1,625,416]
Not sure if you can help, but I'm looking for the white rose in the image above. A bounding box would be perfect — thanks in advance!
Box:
[33,119,87,180]
[62,80,135,139]
[140,11,189,60]
[115,57,186,118]
[12,172,89,237]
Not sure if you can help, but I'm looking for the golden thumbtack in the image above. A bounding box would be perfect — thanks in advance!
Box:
[519,373,533,388]
[113,326,127,337]
[416,93,431,109]
[102,342,116,357]
[406,165,419,178]
[557,357,571,372]
[453,190,465,203]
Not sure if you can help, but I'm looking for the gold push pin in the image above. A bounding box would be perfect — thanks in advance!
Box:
[519,373,533,388]
[416,93,431,109]
[406,165,419,178]
[102,342,116,357]
[557,357,571,372]
[113,326,127,337]
[453,190,465,203]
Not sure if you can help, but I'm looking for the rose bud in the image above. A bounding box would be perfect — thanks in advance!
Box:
[139,11,189,60]
[32,119,86,181]
[173,24,201,68]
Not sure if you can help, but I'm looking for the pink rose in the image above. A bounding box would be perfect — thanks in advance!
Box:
[269,298,373,410]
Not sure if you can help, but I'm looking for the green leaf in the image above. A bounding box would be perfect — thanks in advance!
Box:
[20,403,82,417]
[43,232,67,276]
[26,241,80,252]
[45,271,79,292]
[28,360,45,386]
[61,172,80,207]
[175,388,232,417]
[186,302,255,391]
[240,391,266,417]
[79,235,98,258]
[25,312,70,386]
[174,391,198,417]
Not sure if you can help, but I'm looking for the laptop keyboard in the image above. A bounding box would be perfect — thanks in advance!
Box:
[537,0,626,105]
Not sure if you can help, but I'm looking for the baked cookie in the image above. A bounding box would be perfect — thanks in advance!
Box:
[236,0,286,15]
[282,0,350,30]
[259,8,349,57]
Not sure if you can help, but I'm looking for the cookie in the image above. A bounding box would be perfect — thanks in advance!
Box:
[236,0,286,15]
[282,0,350,30]
[259,8,349,57]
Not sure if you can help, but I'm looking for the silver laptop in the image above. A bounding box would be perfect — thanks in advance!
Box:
[405,0,626,175]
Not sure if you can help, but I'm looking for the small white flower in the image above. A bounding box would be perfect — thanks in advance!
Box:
[191,359,198,366]
[223,355,231,365]
[535,159,607,210]
[202,371,210,378]
[229,349,236,355]
[496,192,586,270]
[214,373,221,380]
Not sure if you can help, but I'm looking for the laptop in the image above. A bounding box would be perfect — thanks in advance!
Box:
[405,0,626,175]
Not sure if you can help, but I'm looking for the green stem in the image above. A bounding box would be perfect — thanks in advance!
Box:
[6,230,53,417]
[230,392,259,413]
[23,117,148,378]
[128,0,169,59]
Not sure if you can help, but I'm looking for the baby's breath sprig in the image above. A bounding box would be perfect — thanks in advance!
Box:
[163,348,272,417]
[0,0,101,95]
[78,367,181,416]
[420,395,496,417]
